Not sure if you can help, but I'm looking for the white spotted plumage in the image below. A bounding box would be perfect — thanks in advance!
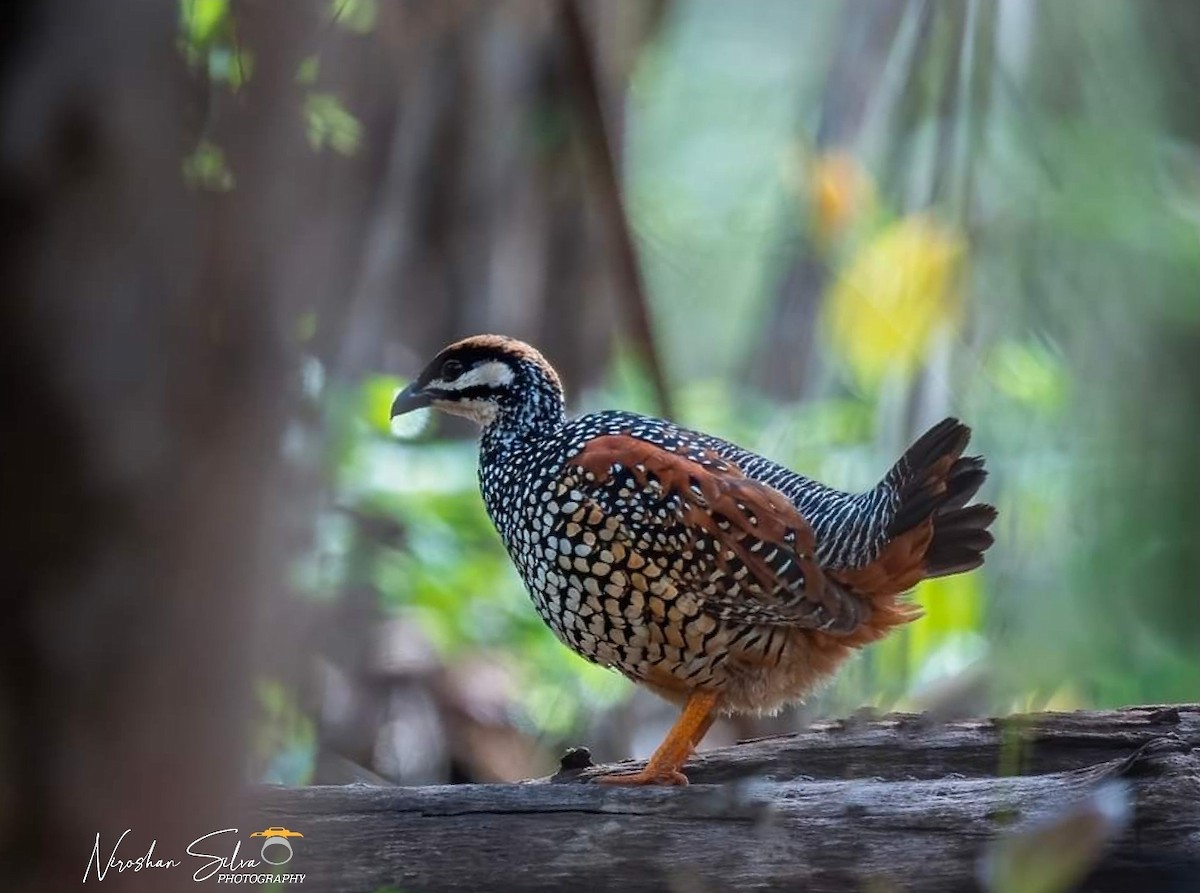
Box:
[395,335,994,717]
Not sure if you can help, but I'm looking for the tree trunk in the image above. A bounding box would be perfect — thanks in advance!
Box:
[0,2,329,889]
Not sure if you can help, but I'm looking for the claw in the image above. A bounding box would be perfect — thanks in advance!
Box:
[596,768,689,787]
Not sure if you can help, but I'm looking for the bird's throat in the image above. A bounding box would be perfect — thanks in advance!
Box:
[480,390,566,455]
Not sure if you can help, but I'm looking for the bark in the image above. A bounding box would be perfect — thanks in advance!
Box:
[253,705,1200,892]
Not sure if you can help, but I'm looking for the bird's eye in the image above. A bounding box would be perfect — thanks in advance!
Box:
[440,359,465,382]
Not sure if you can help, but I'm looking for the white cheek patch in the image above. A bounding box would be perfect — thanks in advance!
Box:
[434,398,499,426]
[432,360,515,393]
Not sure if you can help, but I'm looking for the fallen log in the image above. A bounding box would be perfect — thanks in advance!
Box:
[253,705,1200,892]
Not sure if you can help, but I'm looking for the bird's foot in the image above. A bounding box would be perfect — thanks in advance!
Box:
[595,767,689,787]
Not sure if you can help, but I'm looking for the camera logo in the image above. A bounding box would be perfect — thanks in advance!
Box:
[247,827,304,866]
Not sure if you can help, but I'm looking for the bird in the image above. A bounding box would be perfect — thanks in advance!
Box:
[391,334,996,785]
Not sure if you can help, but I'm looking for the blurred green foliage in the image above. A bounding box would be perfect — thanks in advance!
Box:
[331,0,378,35]
[179,0,252,89]
[304,93,362,156]
[177,0,364,180]
[253,679,315,786]
[182,140,235,191]
[294,0,1196,769]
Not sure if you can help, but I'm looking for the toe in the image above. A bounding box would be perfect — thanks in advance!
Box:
[595,768,689,787]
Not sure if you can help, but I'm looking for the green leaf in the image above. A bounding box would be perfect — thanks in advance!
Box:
[331,0,377,34]
[305,92,362,156]
[180,0,228,47]
[182,140,235,192]
[296,56,320,86]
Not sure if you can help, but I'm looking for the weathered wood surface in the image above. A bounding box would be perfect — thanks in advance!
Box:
[557,703,1200,783]
[254,706,1200,892]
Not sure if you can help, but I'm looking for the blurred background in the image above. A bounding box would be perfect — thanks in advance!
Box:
[3,0,1198,865]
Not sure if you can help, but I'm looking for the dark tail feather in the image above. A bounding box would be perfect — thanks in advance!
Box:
[883,418,997,578]
[925,503,997,577]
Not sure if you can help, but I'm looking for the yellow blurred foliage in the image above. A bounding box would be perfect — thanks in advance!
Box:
[868,570,984,694]
[826,214,967,389]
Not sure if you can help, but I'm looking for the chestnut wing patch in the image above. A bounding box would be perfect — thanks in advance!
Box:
[563,433,868,633]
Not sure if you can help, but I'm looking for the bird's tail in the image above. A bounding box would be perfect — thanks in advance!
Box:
[831,418,996,605]
[883,417,997,579]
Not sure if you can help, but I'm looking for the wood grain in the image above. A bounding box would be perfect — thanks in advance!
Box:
[252,705,1200,892]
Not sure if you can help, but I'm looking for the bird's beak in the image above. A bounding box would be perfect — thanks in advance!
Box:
[390,382,431,418]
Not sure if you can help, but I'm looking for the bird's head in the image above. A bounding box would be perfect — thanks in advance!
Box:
[390,334,565,432]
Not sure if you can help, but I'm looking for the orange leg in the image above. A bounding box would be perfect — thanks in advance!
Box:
[598,690,720,786]
[690,708,717,746]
